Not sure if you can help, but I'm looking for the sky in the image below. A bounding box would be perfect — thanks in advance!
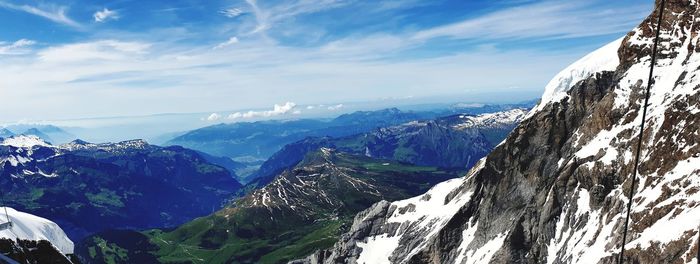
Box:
[0,0,654,123]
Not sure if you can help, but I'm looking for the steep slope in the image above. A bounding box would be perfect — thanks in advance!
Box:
[299,1,700,263]
[0,136,241,240]
[0,207,76,264]
[78,149,462,264]
[251,109,526,187]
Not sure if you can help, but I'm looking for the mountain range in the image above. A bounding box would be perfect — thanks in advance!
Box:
[248,109,526,189]
[78,149,463,263]
[165,108,424,160]
[0,136,241,241]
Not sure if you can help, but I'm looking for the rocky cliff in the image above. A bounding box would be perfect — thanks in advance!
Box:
[297,1,700,263]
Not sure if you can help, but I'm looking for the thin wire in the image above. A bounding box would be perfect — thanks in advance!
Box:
[618,0,666,263]
[1,188,10,225]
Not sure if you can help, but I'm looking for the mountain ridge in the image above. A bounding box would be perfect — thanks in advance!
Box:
[0,135,242,241]
[248,109,526,189]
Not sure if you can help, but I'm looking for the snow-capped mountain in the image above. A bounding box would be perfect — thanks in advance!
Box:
[1,135,53,149]
[0,207,74,263]
[298,1,700,263]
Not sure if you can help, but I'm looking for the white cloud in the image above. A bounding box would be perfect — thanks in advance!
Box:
[327,104,343,110]
[206,113,221,121]
[94,8,119,23]
[292,110,302,115]
[214,37,239,50]
[227,102,297,119]
[220,8,244,18]
[0,1,80,28]
[0,39,36,55]
[306,105,315,110]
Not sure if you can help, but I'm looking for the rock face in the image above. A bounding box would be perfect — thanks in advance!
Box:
[298,1,700,263]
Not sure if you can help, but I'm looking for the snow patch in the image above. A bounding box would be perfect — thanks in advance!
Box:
[0,207,74,255]
[1,135,52,148]
[356,234,402,264]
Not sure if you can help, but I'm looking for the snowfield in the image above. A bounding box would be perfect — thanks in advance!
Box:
[0,207,74,255]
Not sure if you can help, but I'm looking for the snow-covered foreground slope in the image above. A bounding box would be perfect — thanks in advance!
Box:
[0,207,74,255]
[298,1,700,263]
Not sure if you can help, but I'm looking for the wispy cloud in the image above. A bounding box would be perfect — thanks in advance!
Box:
[38,40,150,63]
[213,37,239,50]
[0,1,80,28]
[413,0,648,41]
[220,7,243,18]
[206,113,221,121]
[0,39,36,55]
[226,102,297,120]
[243,0,347,35]
[94,8,119,23]
[327,104,344,111]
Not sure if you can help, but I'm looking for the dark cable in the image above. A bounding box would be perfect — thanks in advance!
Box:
[618,0,666,263]
[1,187,11,228]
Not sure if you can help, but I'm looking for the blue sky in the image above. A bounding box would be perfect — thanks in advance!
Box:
[0,0,653,123]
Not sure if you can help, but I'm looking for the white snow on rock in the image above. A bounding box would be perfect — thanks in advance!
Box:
[356,234,402,264]
[529,37,623,116]
[454,109,527,130]
[0,135,52,148]
[354,160,484,263]
[0,207,74,255]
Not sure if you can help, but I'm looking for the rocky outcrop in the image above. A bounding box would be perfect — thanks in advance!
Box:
[298,1,700,263]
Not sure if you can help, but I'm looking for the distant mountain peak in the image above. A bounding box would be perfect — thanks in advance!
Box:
[20,128,53,143]
[60,138,151,152]
[0,128,14,138]
[0,135,53,148]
